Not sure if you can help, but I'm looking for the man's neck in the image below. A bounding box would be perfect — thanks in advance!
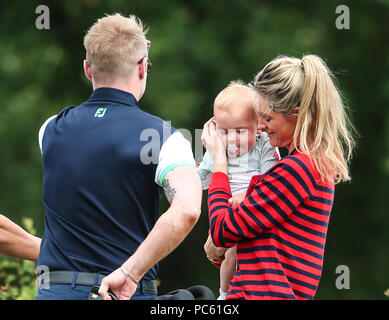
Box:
[92,80,141,101]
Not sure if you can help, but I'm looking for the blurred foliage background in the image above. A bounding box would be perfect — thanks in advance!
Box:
[0,0,388,299]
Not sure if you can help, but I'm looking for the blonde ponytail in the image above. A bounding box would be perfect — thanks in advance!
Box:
[254,54,356,184]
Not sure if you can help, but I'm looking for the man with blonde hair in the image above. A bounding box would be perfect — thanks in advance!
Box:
[36,13,201,300]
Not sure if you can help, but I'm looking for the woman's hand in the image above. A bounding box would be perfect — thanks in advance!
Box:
[203,234,227,264]
[201,118,228,173]
[228,192,246,208]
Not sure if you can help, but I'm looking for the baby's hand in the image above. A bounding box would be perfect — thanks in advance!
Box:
[228,192,246,208]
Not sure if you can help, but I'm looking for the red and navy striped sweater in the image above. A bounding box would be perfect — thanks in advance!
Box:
[208,152,335,300]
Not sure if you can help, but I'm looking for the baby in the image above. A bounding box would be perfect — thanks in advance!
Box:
[197,81,280,300]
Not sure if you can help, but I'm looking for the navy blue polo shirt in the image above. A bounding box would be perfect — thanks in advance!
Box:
[37,87,190,280]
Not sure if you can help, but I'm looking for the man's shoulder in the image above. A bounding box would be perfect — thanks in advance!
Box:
[135,107,170,124]
[135,108,177,136]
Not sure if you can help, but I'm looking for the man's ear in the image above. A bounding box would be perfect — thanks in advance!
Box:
[138,58,145,80]
[83,59,92,81]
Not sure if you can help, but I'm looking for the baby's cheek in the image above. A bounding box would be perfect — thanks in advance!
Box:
[221,136,228,147]
[239,133,250,146]
[244,134,256,150]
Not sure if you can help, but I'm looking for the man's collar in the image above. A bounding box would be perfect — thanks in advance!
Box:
[87,87,139,107]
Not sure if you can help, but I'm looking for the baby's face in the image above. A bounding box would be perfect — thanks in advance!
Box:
[214,103,258,157]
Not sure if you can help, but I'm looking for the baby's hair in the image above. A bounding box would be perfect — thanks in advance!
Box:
[214,80,257,113]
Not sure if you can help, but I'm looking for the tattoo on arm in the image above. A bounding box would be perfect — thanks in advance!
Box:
[162,178,176,203]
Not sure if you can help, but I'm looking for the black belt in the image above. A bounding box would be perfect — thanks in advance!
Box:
[37,271,158,295]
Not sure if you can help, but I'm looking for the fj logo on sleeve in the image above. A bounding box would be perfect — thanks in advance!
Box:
[94,107,107,118]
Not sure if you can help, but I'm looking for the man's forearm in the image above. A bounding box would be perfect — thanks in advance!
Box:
[122,204,199,278]
[122,166,202,279]
[0,215,41,261]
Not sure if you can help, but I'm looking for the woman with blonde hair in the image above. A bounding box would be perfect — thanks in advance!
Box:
[202,54,355,299]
